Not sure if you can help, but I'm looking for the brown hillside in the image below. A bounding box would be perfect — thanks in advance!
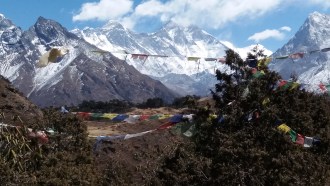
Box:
[0,76,43,125]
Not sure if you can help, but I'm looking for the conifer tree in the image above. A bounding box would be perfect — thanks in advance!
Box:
[157,48,330,185]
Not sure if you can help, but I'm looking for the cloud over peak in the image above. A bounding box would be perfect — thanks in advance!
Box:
[248,26,291,43]
[72,0,286,29]
[72,0,133,22]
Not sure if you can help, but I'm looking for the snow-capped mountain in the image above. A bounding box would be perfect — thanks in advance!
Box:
[0,15,177,107]
[221,41,273,59]
[269,12,330,89]
[72,21,231,96]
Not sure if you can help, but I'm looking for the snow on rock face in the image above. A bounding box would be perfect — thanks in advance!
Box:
[73,20,230,96]
[269,12,330,88]
[0,15,178,107]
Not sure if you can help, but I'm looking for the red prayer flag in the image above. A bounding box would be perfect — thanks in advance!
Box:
[77,112,91,120]
[278,80,287,87]
[319,83,327,91]
[139,115,150,121]
[138,54,149,60]
[157,122,175,130]
[131,54,139,59]
[217,57,226,63]
[319,83,326,92]
[289,52,304,59]
[295,133,304,145]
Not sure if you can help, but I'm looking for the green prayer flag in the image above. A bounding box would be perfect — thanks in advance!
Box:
[149,114,161,120]
[275,55,289,59]
[187,57,201,61]
[91,113,104,118]
[252,71,265,78]
[289,129,297,142]
[326,85,330,94]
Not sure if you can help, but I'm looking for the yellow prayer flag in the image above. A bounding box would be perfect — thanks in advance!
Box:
[262,97,270,105]
[102,113,118,120]
[257,57,272,67]
[159,114,172,120]
[187,57,200,62]
[277,124,291,133]
[289,82,300,91]
[207,114,217,122]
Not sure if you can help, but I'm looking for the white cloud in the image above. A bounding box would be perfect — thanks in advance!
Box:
[248,29,285,42]
[129,0,286,29]
[73,0,133,22]
[248,26,291,42]
[308,0,330,9]
[73,0,287,29]
[280,26,292,32]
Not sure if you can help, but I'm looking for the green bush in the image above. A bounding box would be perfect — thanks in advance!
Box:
[157,48,330,185]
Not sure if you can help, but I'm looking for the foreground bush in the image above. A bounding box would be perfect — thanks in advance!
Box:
[0,109,101,185]
[157,49,330,185]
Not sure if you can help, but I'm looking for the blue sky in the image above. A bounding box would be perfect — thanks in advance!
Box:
[0,0,330,52]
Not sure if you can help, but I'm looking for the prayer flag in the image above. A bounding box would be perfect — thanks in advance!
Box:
[251,68,258,74]
[91,113,104,118]
[275,55,289,59]
[289,52,304,59]
[277,123,291,133]
[289,82,300,90]
[326,85,330,93]
[102,113,118,120]
[139,115,150,121]
[204,58,217,61]
[183,114,194,122]
[159,114,172,120]
[253,71,265,78]
[258,57,272,67]
[124,115,140,123]
[60,106,69,113]
[157,122,175,130]
[312,138,321,146]
[131,54,139,59]
[77,112,91,120]
[289,129,297,142]
[217,115,225,124]
[247,59,258,68]
[149,114,161,120]
[169,114,184,123]
[138,54,149,60]
[183,124,196,137]
[278,80,288,88]
[218,57,226,63]
[295,134,305,145]
[149,54,168,58]
[112,114,129,122]
[262,97,270,105]
[304,136,314,148]
[124,130,155,140]
[309,49,320,54]
[242,87,249,98]
[319,83,326,92]
[37,48,68,67]
[187,57,201,62]
[321,47,330,52]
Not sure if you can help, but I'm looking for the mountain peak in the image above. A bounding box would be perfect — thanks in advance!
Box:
[309,11,323,18]
[34,16,62,29]
[307,11,329,23]
[163,21,181,30]
[102,20,125,30]
[32,16,77,45]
